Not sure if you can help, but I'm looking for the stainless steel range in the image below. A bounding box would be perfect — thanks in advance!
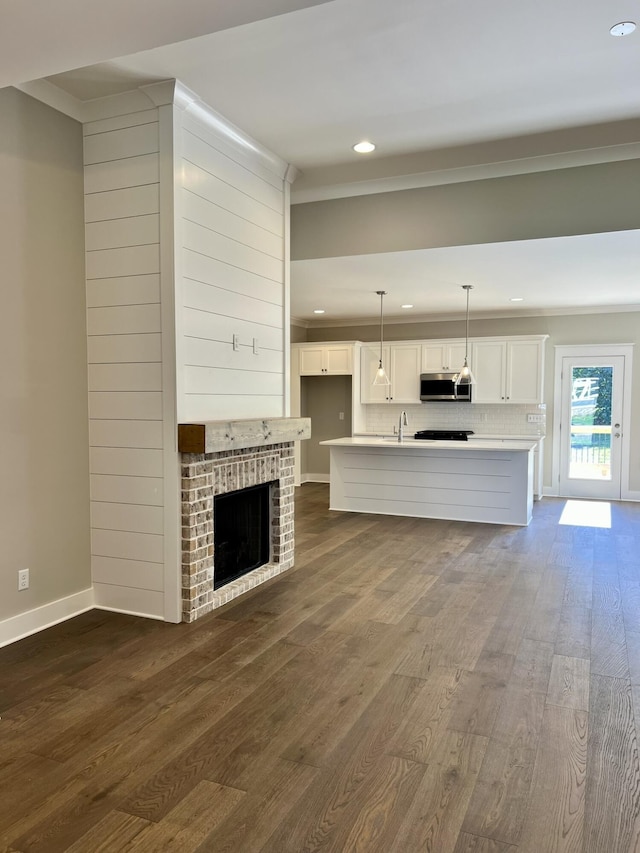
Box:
[414,429,474,441]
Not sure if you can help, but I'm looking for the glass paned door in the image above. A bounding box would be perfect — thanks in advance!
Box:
[568,366,613,481]
[559,356,624,499]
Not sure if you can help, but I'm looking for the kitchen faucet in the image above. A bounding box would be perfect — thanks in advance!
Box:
[398,410,408,442]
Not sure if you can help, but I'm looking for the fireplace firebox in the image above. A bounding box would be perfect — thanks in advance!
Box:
[213,481,274,589]
[180,422,310,622]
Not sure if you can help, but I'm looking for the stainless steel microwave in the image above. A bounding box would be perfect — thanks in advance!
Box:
[420,372,472,402]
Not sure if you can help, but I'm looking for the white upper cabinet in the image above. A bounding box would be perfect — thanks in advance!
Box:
[360,345,390,403]
[297,344,353,375]
[471,341,506,403]
[361,343,421,404]
[472,337,546,404]
[422,340,467,373]
[504,339,545,403]
[390,344,422,403]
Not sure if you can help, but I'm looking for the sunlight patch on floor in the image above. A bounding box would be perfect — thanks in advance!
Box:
[559,500,612,528]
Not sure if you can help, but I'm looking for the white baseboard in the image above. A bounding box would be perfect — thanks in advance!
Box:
[0,588,95,648]
[301,473,330,484]
[543,486,640,502]
[93,605,165,621]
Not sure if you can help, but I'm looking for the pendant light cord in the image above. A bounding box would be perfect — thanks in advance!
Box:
[465,285,470,360]
[380,292,384,363]
[376,290,386,364]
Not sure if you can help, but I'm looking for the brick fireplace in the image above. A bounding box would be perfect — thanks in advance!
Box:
[178,418,310,622]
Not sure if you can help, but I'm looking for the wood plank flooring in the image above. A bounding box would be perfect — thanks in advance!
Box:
[2,484,640,852]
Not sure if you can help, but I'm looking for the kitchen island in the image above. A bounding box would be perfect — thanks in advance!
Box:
[320,436,536,526]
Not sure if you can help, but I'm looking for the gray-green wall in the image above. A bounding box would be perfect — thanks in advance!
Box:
[292,160,640,261]
[300,375,352,477]
[299,311,640,492]
[291,151,640,496]
[291,323,308,344]
[0,88,90,624]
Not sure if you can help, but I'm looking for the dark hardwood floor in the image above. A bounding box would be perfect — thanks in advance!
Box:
[2,484,640,851]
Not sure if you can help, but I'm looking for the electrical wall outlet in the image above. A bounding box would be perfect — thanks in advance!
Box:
[527,413,545,423]
[18,568,29,590]
[338,411,345,421]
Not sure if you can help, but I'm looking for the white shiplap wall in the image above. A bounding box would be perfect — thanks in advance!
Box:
[178,112,286,421]
[81,82,292,624]
[84,108,166,619]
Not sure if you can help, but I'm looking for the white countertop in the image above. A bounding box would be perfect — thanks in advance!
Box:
[469,434,545,441]
[321,436,537,452]
[354,432,544,442]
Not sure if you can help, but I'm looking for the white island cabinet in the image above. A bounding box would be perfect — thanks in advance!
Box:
[468,435,544,500]
[320,437,536,526]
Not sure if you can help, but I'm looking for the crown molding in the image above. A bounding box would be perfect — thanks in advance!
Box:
[301,303,640,328]
[292,142,640,204]
[15,79,85,122]
[138,79,178,107]
[18,78,174,122]
[173,80,294,182]
[53,82,168,123]
[16,77,298,183]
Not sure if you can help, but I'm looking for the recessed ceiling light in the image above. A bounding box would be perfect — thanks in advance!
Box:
[313,309,325,314]
[401,304,414,309]
[509,297,525,302]
[610,21,636,36]
[353,141,376,154]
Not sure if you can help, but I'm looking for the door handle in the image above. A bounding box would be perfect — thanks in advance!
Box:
[614,432,621,438]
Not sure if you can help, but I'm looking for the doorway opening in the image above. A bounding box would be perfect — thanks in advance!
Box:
[552,345,633,500]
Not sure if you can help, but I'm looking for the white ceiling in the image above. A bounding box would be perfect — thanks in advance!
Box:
[291,231,640,323]
[41,0,640,170]
[9,0,640,323]
[0,0,335,89]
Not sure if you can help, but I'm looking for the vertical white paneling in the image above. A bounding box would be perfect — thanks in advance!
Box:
[84,122,159,165]
[283,178,291,416]
[85,214,160,251]
[93,584,165,619]
[84,153,159,194]
[87,333,162,364]
[81,87,294,626]
[86,274,160,308]
[158,103,181,623]
[176,110,288,423]
[88,363,163,393]
[89,419,164,448]
[84,106,168,621]
[84,184,160,223]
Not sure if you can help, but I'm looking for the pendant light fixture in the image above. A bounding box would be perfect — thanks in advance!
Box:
[372,290,390,386]
[455,284,476,387]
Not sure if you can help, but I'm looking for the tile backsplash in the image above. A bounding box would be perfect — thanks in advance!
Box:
[364,403,546,437]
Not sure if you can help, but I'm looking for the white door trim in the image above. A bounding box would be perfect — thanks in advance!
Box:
[552,344,634,500]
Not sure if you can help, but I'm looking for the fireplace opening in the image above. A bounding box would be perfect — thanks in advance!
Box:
[213,481,274,589]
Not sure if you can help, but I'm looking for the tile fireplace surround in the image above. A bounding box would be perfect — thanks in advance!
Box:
[179,418,311,622]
